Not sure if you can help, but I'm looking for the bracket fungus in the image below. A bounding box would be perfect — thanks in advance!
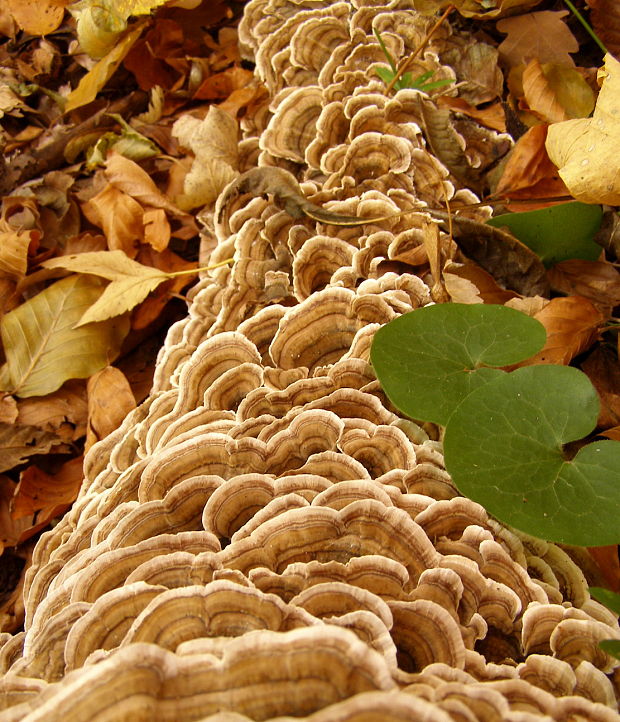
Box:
[1,1,619,721]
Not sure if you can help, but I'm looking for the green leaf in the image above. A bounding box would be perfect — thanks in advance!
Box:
[0,274,129,398]
[375,66,396,86]
[599,640,620,660]
[443,364,620,546]
[589,587,620,615]
[486,202,603,267]
[370,304,546,425]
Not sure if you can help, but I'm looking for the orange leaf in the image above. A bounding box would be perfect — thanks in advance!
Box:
[81,185,143,257]
[497,11,578,68]
[437,97,506,132]
[194,66,255,100]
[143,207,170,251]
[589,0,620,57]
[443,260,518,305]
[495,124,568,202]
[587,545,620,592]
[0,477,33,551]
[581,346,620,429]
[548,259,620,308]
[11,456,84,520]
[6,0,65,36]
[86,366,136,452]
[517,296,604,366]
[522,59,595,124]
[131,246,196,329]
[104,153,182,216]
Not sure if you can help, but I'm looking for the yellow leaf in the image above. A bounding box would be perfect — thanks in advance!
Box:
[65,21,146,112]
[172,106,239,209]
[0,230,32,281]
[522,59,594,123]
[77,274,164,325]
[113,0,168,17]
[0,275,129,398]
[42,250,167,325]
[546,54,620,205]
[104,153,182,215]
[6,0,65,36]
[42,249,163,281]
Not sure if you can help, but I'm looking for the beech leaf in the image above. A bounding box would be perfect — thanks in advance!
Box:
[42,250,168,325]
[0,422,61,473]
[497,11,578,67]
[546,54,620,205]
[65,21,146,112]
[0,274,129,398]
[444,365,620,546]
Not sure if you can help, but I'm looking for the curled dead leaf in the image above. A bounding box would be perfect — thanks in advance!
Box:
[546,54,620,205]
[86,366,136,452]
[515,295,604,366]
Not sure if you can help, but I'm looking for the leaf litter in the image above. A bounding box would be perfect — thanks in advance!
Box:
[1,0,620,610]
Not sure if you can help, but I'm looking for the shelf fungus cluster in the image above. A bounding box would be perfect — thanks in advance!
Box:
[1,1,619,720]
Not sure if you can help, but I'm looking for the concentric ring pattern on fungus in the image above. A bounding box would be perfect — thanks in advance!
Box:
[1,2,619,721]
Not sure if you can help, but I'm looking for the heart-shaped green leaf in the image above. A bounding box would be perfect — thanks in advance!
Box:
[370,304,546,425]
[486,202,603,267]
[443,364,620,546]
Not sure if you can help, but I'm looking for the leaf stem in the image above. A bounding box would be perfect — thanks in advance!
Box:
[385,4,454,94]
[562,0,608,56]
[165,257,234,278]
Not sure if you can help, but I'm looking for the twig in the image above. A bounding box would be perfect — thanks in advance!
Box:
[385,5,454,94]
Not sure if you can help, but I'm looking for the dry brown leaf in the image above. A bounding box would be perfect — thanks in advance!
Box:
[0,422,61,473]
[439,214,549,296]
[16,380,87,443]
[522,59,594,124]
[504,295,549,316]
[66,21,146,112]
[81,184,144,257]
[11,456,84,520]
[548,259,620,307]
[194,66,255,100]
[587,545,620,592]
[589,0,620,57]
[0,477,33,551]
[123,18,187,91]
[517,296,604,366]
[0,395,18,425]
[420,0,545,20]
[495,124,569,202]
[131,246,197,329]
[218,83,269,120]
[497,11,578,68]
[600,425,620,441]
[417,95,482,192]
[436,97,506,132]
[443,259,518,304]
[86,366,136,452]
[581,346,620,429]
[172,106,239,209]
[143,207,170,251]
[104,153,182,216]
[6,0,65,36]
[546,54,620,205]
[0,229,35,282]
